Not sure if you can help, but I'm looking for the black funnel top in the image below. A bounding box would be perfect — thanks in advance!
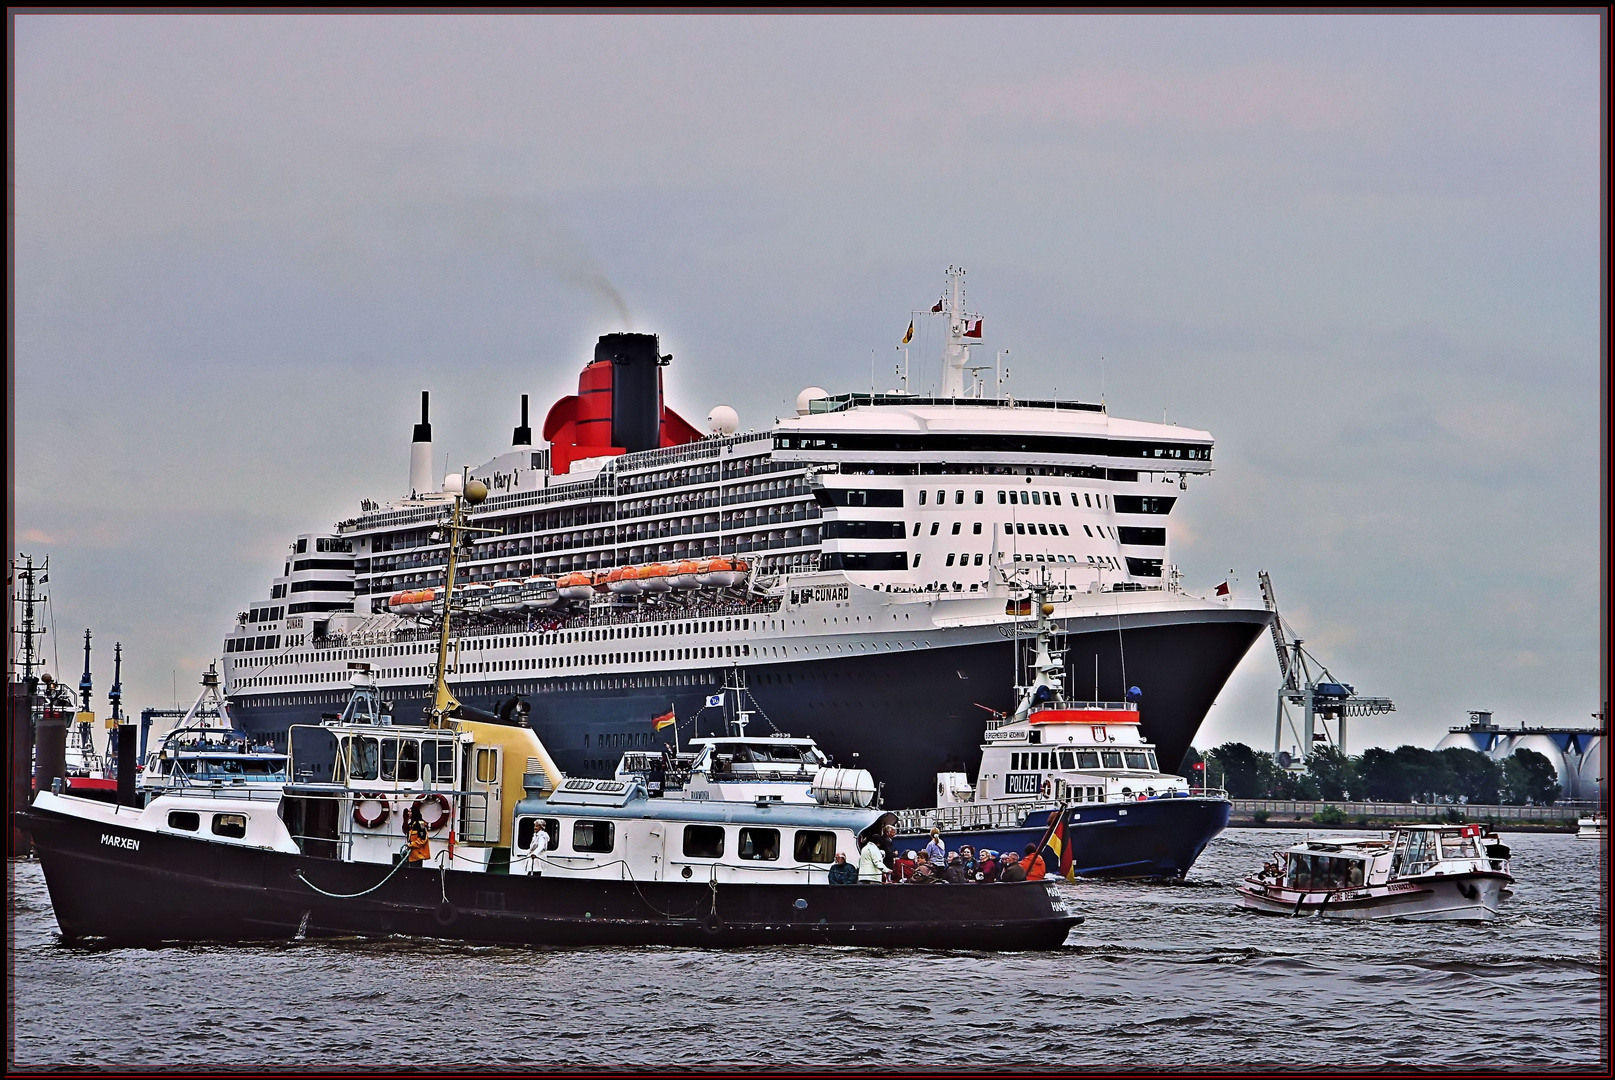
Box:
[513,394,532,446]
[597,333,664,453]
[413,391,432,443]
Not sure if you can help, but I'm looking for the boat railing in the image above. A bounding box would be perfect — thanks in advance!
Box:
[982,701,1135,730]
[895,785,1227,833]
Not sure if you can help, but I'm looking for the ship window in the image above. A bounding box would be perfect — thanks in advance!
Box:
[950,522,961,535]
[738,827,781,861]
[794,830,837,864]
[998,491,1007,503]
[398,740,421,783]
[347,737,379,781]
[1004,523,1013,534]
[1020,491,1029,505]
[974,554,983,565]
[946,554,955,566]
[516,817,560,851]
[1084,525,1093,537]
[1074,750,1099,769]
[572,820,615,853]
[212,813,248,839]
[930,523,939,535]
[975,491,984,504]
[1101,750,1125,769]
[683,824,725,858]
[955,491,964,504]
[1053,493,1062,505]
[918,490,927,505]
[1058,752,1075,769]
[380,738,399,781]
[913,523,921,536]
[1124,751,1151,770]
[1031,492,1041,505]
[936,490,945,503]
[1037,523,1049,535]
[1016,523,1026,535]
[1058,524,1069,536]
[167,811,200,831]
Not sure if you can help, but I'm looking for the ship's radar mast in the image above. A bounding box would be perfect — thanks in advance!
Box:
[937,266,983,399]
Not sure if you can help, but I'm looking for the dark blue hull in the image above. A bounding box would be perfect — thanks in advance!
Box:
[898,796,1232,880]
[229,612,1266,810]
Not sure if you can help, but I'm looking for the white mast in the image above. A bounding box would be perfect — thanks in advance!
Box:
[939,266,973,398]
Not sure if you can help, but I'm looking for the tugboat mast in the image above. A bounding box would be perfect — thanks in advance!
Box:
[9,555,48,685]
[428,472,494,727]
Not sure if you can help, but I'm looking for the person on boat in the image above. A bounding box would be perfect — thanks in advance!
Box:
[893,850,917,883]
[857,837,887,883]
[878,824,899,870]
[828,852,859,885]
[942,851,970,884]
[1022,844,1048,881]
[924,828,947,865]
[976,850,999,883]
[910,852,942,884]
[404,806,432,866]
[999,852,1027,882]
[958,845,978,878]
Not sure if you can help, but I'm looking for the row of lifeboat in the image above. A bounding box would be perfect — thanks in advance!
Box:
[386,558,750,615]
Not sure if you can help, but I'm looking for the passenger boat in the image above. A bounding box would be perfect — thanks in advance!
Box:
[894,579,1230,878]
[21,479,1079,950]
[141,666,287,796]
[1235,825,1514,921]
[1576,811,1605,840]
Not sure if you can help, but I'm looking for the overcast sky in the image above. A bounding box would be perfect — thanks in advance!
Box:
[12,13,1603,752]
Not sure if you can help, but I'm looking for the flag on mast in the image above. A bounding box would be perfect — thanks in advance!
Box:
[963,319,983,338]
[1215,581,1230,597]
[652,708,676,730]
[931,299,944,313]
[901,319,914,344]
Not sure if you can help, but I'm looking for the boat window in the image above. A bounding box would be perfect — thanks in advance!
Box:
[1100,750,1125,769]
[1075,751,1100,769]
[348,737,379,781]
[1348,860,1365,887]
[738,827,781,861]
[1058,751,1076,769]
[515,817,560,851]
[380,739,399,781]
[167,810,200,831]
[476,748,499,783]
[682,824,725,858]
[572,820,615,853]
[397,740,420,783]
[793,830,837,864]
[1123,751,1151,770]
[212,813,248,839]
[1438,833,1478,861]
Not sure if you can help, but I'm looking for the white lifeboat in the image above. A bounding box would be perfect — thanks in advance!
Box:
[639,562,673,593]
[457,582,492,613]
[667,559,701,590]
[556,571,595,602]
[487,579,526,612]
[521,576,559,610]
[605,565,644,595]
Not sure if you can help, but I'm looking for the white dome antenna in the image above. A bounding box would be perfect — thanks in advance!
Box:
[796,387,829,416]
[708,405,739,436]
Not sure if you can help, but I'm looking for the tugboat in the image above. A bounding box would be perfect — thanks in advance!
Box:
[140,664,288,797]
[20,476,1078,949]
[1235,824,1514,921]
[894,577,1231,878]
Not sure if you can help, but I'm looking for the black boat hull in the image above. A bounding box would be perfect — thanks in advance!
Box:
[231,611,1268,809]
[20,805,1078,950]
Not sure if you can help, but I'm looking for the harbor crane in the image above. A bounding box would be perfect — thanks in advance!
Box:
[1259,571,1394,761]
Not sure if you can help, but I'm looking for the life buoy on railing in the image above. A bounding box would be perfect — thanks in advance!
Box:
[412,793,454,833]
[353,793,391,829]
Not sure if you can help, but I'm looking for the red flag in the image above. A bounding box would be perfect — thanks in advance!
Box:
[963,319,983,338]
[931,300,944,313]
[1215,581,1230,596]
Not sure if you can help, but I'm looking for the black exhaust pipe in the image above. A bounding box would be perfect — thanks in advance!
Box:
[596,332,664,453]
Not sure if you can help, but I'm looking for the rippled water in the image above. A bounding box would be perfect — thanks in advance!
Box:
[7,828,1606,1069]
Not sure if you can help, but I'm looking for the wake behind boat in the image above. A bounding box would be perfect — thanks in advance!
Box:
[21,476,1078,950]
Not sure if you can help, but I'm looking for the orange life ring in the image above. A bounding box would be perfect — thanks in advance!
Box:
[352,792,390,828]
[412,793,453,833]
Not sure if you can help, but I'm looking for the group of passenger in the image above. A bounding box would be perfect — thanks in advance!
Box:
[828,826,1047,884]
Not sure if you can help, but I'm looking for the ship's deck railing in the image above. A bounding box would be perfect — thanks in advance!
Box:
[982,701,1136,730]
[896,787,1228,834]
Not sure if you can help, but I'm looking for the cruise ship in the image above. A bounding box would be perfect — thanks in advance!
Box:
[218,269,1271,809]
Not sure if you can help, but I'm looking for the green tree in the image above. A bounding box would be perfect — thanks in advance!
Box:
[1306,746,1356,800]
[1205,742,1285,798]
[1393,745,1456,803]
[1356,747,1408,801]
[1501,749,1561,806]
[1440,747,1502,805]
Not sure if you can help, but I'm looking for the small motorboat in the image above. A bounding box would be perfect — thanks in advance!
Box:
[1236,825,1514,921]
[1577,811,1606,840]
[520,576,559,610]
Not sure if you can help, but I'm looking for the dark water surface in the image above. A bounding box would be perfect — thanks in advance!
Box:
[8,828,1606,1070]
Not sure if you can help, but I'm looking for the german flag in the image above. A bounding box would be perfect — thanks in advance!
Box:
[902,319,914,345]
[652,708,676,731]
[1006,597,1032,616]
[1047,811,1075,881]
